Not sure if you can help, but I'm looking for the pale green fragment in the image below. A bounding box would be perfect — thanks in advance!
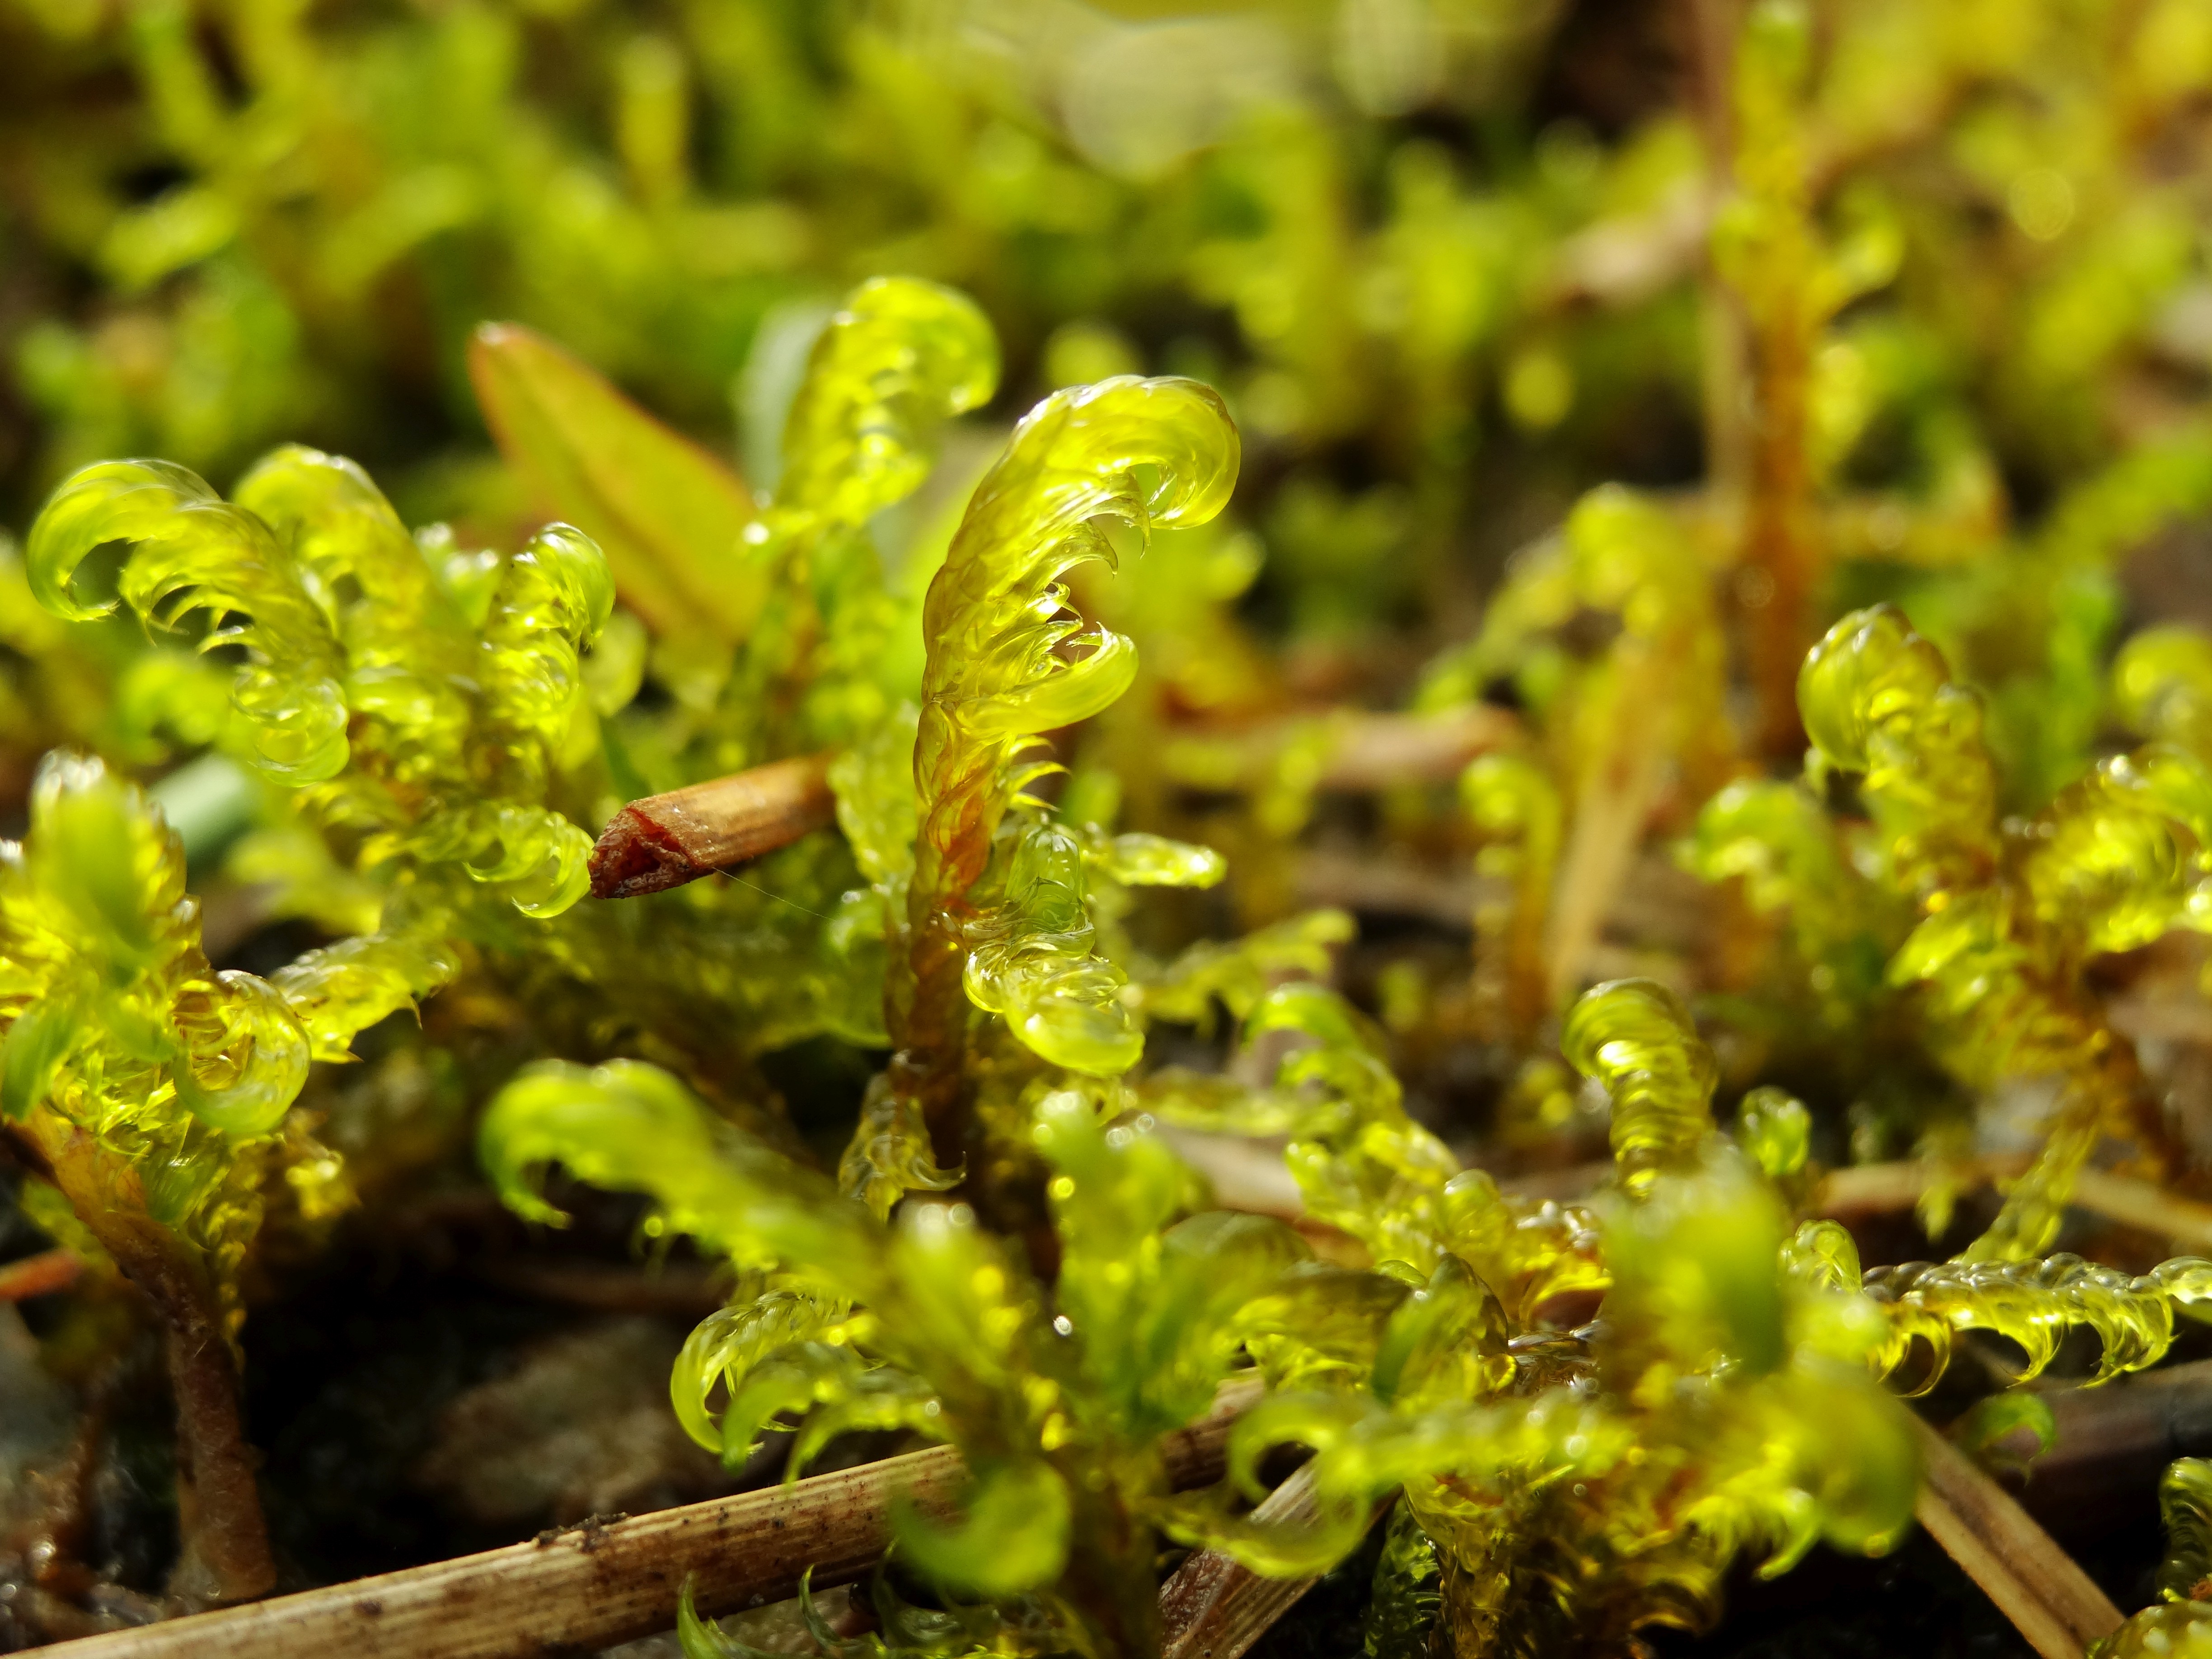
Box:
[1949,1392,2056,1480]
[1736,1086,1812,1186]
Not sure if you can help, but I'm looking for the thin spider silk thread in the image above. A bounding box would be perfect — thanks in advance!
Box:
[717,867,835,923]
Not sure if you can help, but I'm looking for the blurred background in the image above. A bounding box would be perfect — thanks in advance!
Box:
[8,0,2183,662]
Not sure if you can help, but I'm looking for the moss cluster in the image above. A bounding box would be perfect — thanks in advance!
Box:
[12,2,2212,1655]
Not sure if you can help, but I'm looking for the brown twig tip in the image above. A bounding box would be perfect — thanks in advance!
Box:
[590,752,839,900]
[0,1247,83,1301]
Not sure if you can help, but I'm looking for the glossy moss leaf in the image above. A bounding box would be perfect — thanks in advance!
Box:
[2020,745,2212,957]
[478,1057,879,1284]
[829,703,923,888]
[1787,607,2212,1261]
[774,276,998,527]
[1606,1154,1792,1376]
[1090,829,1226,888]
[26,459,350,782]
[1144,979,1463,1276]
[2097,1459,2212,1656]
[8,754,324,1139]
[169,970,313,1138]
[0,999,77,1125]
[1166,1156,1924,1636]
[2117,626,2212,758]
[1685,775,1900,1024]
[233,444,452,626]
[0,751,395,1350]
[961,820,1143,1075]
[1234,1144,1918,1645]
[26,447,612,921]
[1798,604,1999,901]
[2161,1458,2212,1603]
[1034,1087,1308,1434]
[1129,908,1353,1030]
[478,521,615,739]
[2095,1603,2212,1658]
[1461,751,1561,852]
[1367,1254,1513,1410]
[470,321,760,642]
[670,1291,859,1455]
[1462,751,1563,1034]
[721,1339,937,1478]
[876,1196,1044,1405]
[1421,483,1733,1036]
[712,276,1005,766]
[1860,1253,2212,1388]
[270,931,459,1063]
[862,375,1238,1199]
[1438,1167,1610,1326]
[839,1072,965,1220]
[1561,977,1718,1197]
[558,1074,1279,1654]
[1363,1504,1444,1659]
[1179,1388,1632,1578]
[912,371,1237,877]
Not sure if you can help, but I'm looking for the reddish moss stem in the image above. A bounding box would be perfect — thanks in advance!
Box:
[14,1119,275,1605]
[164,1311,275,1604]
[896,709,1003,1171]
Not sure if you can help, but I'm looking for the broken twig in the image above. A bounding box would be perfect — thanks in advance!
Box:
[39,1381,1259,1659]
[590,752,837,899]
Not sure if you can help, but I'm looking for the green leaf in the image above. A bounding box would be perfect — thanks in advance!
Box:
[893,1457,1071,1597]
[1949,1392,2055,1480]
[469,322,761,643]
[0,998,77,1123]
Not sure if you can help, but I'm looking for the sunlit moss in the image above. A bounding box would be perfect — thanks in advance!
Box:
[14,0,2212,1650]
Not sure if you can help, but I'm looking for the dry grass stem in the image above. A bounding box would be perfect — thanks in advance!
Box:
[36,1382,1259,1659]
[1162,706,1519,795]
[1158,1466,1338,1659]
[1910,1413,2123,1659]
[1817,1156,2212,1251]
[2071,1168,2212,1252]
[1292,850,1482,930]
